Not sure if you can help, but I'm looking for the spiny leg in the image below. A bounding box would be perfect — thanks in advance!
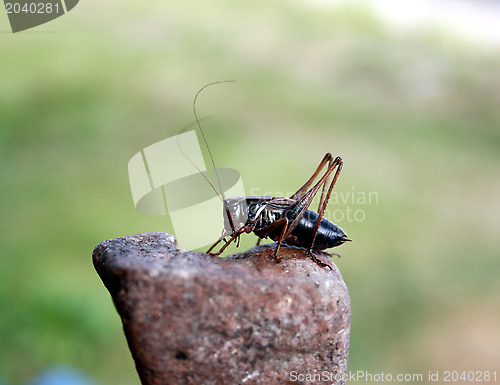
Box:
[256,217,289,263]
[257,217,334,269]
[277,156,343,250]
[290,153,334,201]
[283,155,343,268]
[308,157,343,252]
[208,225,253,256]
[272,218,289,262]
[317,156,336,212]
[306,250,333,270]
[207,235,226,254]
[255,158,342,265]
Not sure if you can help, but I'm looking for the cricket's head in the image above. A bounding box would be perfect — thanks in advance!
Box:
[222,197,249,234]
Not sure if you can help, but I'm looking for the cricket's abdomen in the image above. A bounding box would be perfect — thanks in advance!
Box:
[286,210,349,250]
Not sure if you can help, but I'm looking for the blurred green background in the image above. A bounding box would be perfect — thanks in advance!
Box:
[1,1,499,384]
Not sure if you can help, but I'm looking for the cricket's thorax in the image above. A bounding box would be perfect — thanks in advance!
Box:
[249,197,291,232]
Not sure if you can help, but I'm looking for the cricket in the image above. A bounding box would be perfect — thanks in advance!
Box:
[193,82,351,268]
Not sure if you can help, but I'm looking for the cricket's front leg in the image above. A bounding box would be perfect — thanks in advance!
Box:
[208,225,253,256]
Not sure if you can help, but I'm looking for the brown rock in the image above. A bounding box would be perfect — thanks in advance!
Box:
[92,232,350,385]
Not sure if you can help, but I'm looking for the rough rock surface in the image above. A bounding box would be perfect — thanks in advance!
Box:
[92,232,351,385]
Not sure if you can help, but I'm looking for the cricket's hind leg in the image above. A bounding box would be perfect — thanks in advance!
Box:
[306,249,333,270]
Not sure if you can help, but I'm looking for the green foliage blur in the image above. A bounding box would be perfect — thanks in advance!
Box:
[1,1,499,384]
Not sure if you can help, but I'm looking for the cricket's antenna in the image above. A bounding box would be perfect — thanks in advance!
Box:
[193,80,236,203]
